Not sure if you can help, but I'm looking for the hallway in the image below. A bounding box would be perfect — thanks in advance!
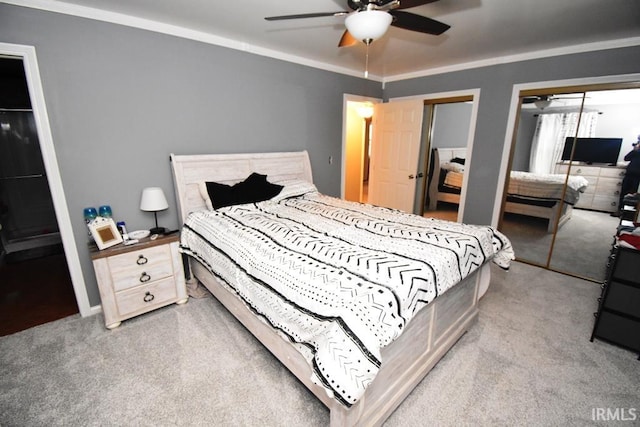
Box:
[0,246,78,336]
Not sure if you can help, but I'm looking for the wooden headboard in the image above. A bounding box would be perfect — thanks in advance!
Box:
[170,151,313,224]
[428,147,467,211]
[434,147,467,165]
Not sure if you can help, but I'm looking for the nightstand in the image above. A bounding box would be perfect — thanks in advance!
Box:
[90,234,188,329]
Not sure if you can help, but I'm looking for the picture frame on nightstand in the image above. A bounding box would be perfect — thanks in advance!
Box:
[89,217,123,250]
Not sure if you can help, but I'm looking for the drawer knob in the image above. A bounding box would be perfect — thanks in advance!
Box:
[137,255,148,265]
[140,272,151,283]
[143,291,155,303]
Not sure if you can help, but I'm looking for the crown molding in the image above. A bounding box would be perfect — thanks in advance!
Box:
[383,36,640,83]
[2,0,384,82]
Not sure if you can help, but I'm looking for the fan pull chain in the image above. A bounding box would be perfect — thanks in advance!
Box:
[364,43,370,79]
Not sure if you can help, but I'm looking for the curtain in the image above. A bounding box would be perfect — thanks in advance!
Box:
[529,111,598,174]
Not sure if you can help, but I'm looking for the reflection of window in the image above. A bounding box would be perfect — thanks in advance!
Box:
[529,111,598,174]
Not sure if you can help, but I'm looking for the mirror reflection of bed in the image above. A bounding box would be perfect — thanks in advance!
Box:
[423,101,473,222]
[498,87,640,282]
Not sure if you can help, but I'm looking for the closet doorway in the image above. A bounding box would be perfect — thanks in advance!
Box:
[498,83,640,282]
[423,96,474,222]
[342,91,478,223]
[0,56,78,335]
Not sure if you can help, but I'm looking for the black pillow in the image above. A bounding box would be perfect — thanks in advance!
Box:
[233,173,283,204]
[205,173,283,209]
[204,181,236,210]
[451,157,466,165]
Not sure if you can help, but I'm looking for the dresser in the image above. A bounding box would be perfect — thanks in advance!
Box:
[591,246,640,358]
[90,234,188,329]
[555,163,625,213]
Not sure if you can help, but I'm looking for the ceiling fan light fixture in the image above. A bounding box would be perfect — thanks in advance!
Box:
[345,10,393,44]
[534,99,552,110]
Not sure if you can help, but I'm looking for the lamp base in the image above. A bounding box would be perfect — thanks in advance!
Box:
[150,226,166,235]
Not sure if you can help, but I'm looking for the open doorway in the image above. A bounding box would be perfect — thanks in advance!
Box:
[343,91,479,223]
[0,55,79,335]
[342,96,379,204]
[423,97,474,222]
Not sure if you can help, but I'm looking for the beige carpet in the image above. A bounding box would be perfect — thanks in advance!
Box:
[500,208,618,282]
[1,262,638,426]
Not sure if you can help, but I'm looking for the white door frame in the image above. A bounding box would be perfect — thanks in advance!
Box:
[495,73,640,228]
[0,42,92,317]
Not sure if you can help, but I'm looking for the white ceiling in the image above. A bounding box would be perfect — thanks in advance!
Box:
[9,0,640,81]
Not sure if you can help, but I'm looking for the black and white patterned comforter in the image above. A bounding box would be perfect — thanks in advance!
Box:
[180,181,514,407]
[444,169,589,205]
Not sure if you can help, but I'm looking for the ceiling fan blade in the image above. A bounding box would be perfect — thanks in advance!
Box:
[389,10,450,35]
[395,0,440,10]
[522,97,537,104]
[338,30,358,47]
[265,11,348,21]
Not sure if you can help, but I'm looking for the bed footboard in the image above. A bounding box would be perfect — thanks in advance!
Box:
[191,258,487,426]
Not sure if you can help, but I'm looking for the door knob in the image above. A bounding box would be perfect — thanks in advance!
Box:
[416,172,424,179]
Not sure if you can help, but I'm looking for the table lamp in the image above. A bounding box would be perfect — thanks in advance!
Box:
[140,187,169,235]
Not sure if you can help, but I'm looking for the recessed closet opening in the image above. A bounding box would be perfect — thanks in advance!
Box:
[498,83,640,283]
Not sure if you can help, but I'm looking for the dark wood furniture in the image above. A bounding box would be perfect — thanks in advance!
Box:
[591,246,640,359]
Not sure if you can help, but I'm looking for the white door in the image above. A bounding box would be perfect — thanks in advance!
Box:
[368,99,424,212]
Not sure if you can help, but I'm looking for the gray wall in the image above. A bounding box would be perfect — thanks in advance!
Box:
[0,4,381,306]
[512,111,537,172]
[385,46,640,225]
[432,102,472,149]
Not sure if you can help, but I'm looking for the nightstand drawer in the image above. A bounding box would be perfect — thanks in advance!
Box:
[115,277,177,318]
[107,245,174,291]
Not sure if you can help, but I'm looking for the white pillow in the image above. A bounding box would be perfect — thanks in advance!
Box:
[270,179,318,202]
[441,162,465,173]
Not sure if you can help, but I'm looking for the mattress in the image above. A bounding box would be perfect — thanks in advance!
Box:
[443,169,589,205]
[180,182,514,407]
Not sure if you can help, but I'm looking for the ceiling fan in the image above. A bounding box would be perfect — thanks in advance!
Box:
[265,0,451,47]
[523,94,588,110]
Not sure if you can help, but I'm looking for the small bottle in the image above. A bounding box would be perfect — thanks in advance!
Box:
[98,205,112,218]
[117,221,127,237]
[83,207,97,240]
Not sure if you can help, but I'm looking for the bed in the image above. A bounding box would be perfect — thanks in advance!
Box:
[170,150,514,426]
[428,147,589,233]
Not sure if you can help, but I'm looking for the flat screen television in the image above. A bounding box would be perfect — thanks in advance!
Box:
[561,137,623,165]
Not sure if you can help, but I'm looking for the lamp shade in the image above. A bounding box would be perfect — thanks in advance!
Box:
[357,102,374,119]
[345,10,392,43]
[140,187,169,212]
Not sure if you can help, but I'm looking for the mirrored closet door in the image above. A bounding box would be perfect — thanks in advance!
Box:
[423,97,474,222]
[498,85,640,282]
